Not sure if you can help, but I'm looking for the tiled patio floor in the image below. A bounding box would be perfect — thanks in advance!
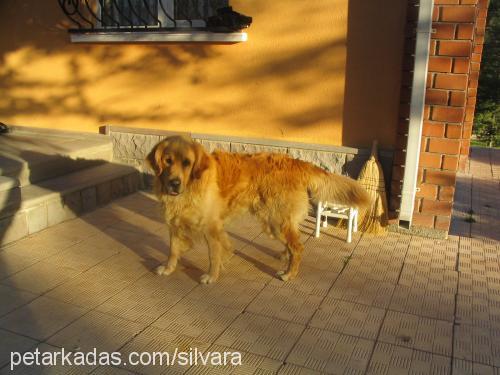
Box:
[0,149,499,374]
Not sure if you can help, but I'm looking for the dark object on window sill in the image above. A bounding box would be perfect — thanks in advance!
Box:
[206,7,252,33]
[0,122,9,134]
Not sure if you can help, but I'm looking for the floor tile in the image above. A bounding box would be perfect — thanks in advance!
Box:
[0,328,38,369]
[215,312,304,361]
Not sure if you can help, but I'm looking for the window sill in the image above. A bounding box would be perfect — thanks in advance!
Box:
[69,31,248,44]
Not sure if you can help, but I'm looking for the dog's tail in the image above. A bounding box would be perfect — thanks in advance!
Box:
[308,169,371,209]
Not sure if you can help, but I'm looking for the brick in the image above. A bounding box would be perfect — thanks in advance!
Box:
[430,40,437,55]
[470,62,480,71]
[415,197,422,212]
[428,138,461,154]
[426,89,448,105]
[468,87,477,97]
[440,6,476,22]
[473,44,484,54]
[432,23,456,39]
[438,40,471,56]
[435,216,451,231]
[427,73,434,88]
[423,122,446,137]
[467,96,476,106]
[442,155,459,170]
[416,183,438,199]
[461,0,478,4]
[460,139,470,155]
[434,73,468,90]
[424,105,431,120]
[421,137,428,153]
[439,186,455,201]
[431,106,464,123]
[433,6,440,22]
[453,58,471,73]
[449,91,466,106]
[412,213,435,228]
[425,170,457,186]
[471,53,481,63]
[420,152,442,168]
[457,24,474,39]
[462,125,472,139]
[465,106,475,122]
[421,199,453,215]
[428,56,453,72]
[446,124,462,138]
[458,155,468,171]
[435,0,459,3]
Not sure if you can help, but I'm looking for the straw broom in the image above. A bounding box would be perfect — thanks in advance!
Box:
[356,140,389,234]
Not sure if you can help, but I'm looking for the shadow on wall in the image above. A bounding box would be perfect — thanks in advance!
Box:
[342,0,408,149]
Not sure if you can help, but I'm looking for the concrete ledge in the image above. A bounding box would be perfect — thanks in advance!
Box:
[70,31,247,44]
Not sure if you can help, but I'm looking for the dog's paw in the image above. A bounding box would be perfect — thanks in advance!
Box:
[155,265,175,276]
[278,251,289,261]
[276,270,292,282]
[200,273,217,284]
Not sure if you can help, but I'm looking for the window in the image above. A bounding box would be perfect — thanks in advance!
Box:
[58,0,250,43]
[100,0,229,29]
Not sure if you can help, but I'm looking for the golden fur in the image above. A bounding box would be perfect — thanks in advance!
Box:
[147,136,370,284]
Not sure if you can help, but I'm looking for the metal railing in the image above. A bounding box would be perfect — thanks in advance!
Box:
[58,0,236,32]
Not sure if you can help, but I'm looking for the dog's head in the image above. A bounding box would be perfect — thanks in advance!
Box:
[146,136,209,196]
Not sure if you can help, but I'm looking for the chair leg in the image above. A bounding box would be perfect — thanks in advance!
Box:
[315,201,322,238]
[353,209,358,233]
[347,209,353,243]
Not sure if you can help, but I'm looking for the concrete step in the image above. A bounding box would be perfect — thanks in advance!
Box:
[0,163,142,246]
[0,129,113,187]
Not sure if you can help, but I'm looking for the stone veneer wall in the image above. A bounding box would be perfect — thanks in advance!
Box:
[104,126,394,189]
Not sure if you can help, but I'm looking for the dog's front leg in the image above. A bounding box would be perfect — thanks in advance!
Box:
[200,226,224,284]
[156,231,190,276]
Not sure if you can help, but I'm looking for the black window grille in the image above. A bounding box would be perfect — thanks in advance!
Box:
[58,0,245,32]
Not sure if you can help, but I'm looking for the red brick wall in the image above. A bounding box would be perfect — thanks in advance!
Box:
[391,0,489,234]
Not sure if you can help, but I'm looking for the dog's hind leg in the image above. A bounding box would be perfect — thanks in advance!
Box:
[156,231,191,276]
[219,230,234,268]
[275,222,305,282]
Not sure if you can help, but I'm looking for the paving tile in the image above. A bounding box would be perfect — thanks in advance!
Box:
[153,299,241,343]
[266,264,338,297]
[389,285,455,322]
[215,312,304,361]
[45,273,132,309]
[378,310,453,356]
[186,275,266,311]
[1,342,96,374]
[366,342,450,375]
[328,274,395,309]
[301,235,356,273]
[91,367,137,375]
[310,299,385,340]
[278,363,322,374]
[246,285,322,324]
[0,328,38,369]
[223,254,274,283]
[44,239,120,272]
[0,251,38,279]
[119,325,202,374]
[455,294,500,329]
[185,345,282,374]
[452,358,500,375]
[95,283,182,324]
[286,327,374,374]
[0,297,87,341]
[82,252,153,283]
[0,285,38,317]
[0,261,80,294]
[47,311,147,352]
[453,323,500,367]
[398,264,458,294]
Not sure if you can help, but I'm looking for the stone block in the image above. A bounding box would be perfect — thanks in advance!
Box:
[231,142,288,154]
[26,204,48,235]
[288,148,346,174]
[198,139,231,153]
[81,186,97,212]
[96,182,112,206]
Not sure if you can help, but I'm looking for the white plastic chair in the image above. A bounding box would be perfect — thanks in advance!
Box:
[315,201,358,243]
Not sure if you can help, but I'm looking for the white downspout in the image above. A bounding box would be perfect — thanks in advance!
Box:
[398,0,434,228]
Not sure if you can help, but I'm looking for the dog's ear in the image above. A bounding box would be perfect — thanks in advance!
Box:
[146,142,167,176]
[191,141,209,179]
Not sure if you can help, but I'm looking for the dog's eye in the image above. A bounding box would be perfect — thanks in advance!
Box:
[165,157,173,166]
[182,159,191,167]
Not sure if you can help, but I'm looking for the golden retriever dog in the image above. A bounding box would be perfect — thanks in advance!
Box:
[147,136,370,284]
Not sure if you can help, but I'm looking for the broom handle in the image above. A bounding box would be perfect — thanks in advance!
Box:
[371,140,378,158]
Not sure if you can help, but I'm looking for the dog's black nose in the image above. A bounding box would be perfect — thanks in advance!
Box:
[169,178,181,188]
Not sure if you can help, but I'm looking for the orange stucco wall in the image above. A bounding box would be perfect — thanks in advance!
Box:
[0,0,406,149]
